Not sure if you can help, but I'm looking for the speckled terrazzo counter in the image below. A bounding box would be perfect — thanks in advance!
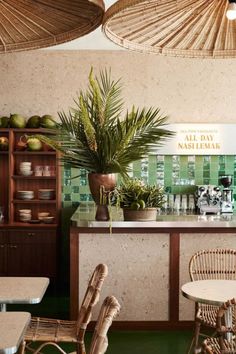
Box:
[71,205,236,229]
[70,207,236,329]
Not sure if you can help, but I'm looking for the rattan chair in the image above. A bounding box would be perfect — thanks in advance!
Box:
[21,263,108,354]
[188,249,236,354]
[27,295,121,354]
[89,295,120,354]
[202,298,236,354]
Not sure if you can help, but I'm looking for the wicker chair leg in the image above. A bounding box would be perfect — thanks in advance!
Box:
[186,336,195,354]
[30,342,67,354]
[193,321,202,354]
[18,341,26,354]
[77,341,86,354]
[187,321,201,354]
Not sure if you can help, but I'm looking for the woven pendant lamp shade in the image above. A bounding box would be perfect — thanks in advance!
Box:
[0,0,105,53]
[103,0,236,59]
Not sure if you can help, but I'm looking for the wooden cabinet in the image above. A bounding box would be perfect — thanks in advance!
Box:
[7,229,56,277]
[0,128,60,279]
[0,231,7,275]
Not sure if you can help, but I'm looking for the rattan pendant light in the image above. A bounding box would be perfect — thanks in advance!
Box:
[103,0,236,58]
[0,0,105,53]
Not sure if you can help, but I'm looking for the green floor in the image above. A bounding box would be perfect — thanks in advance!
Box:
[93,330,192,354]
[24,330,192,354]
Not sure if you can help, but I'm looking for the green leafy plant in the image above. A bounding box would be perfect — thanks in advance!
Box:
[34,68,174,178]
[113,178,165,210]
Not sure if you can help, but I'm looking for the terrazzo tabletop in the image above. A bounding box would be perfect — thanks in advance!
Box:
[0,277,49,305]
[182,280,236,306]
[0,312,30,354]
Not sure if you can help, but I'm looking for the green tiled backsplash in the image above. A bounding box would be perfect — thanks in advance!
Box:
[62,155,236,208]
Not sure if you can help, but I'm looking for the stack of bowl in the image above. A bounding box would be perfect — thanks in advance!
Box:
[19,162,33,176]
[18,209,32,222]
[38,189,55,200]
[17,190,34,200]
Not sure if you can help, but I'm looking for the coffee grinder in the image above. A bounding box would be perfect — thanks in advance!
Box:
[219,175,234,213]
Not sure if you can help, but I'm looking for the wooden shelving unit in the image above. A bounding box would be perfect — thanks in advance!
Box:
[0,128,61,278]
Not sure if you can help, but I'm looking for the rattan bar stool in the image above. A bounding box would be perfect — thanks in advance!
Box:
[202,298,236,354]
[21,263,108,354]
[188,249,236,354]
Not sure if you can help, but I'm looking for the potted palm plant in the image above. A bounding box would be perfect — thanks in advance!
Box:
[113,178,165,221]
[34,68,173,220]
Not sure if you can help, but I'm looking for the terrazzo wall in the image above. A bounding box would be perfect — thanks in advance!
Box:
[1,50,236,322]
[0,50,236,124]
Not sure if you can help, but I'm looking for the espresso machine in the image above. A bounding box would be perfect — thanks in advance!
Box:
[219,175,234,213]
[195,185,222,215]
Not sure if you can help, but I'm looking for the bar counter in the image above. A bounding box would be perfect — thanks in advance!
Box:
[71,211,236,229]
[70,206,236,329]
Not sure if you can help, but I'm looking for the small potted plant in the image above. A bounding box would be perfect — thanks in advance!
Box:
[114,178,165,221]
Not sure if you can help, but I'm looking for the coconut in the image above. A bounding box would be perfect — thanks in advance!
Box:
[9,114,26,128]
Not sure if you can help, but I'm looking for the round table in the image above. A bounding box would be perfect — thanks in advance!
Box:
[181,279,236,306]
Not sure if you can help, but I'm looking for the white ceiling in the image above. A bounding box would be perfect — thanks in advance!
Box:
[48,0,120,50]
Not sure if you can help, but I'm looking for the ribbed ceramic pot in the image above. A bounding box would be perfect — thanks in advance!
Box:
[88,173,116,221]
[123,208,157,221]
[88,173,116,204]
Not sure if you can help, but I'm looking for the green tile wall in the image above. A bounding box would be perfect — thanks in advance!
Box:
[61,155,236,207]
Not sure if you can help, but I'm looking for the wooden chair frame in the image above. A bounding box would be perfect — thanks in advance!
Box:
[21,263,108,354]
[24,295,121,354]
[89,295,120,354]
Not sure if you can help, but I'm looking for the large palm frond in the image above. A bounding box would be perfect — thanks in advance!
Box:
[34,68,174,176]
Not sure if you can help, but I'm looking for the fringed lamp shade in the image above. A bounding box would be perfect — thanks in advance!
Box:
[0,0,105,53]
[103,0,236,58]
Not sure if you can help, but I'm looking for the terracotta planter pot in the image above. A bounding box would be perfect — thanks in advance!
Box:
[88,173,116,204]
[123,208,157,221]
[88,173,116,221]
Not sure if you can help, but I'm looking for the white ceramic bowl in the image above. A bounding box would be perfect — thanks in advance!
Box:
[18,209,31,214]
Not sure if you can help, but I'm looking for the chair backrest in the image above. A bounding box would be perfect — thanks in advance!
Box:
[89,295,120,354]
[203,298,236,353]
[77,264,108,338]
[189,249,236,281]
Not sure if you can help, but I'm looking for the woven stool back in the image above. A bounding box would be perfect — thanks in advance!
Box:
[189,249,236,281]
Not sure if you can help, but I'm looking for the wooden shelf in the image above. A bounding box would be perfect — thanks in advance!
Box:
[13,151,56,155]
[12,199,57,204]
[12,128,54,133]
[12,175,56,180]
[0,222,58,229]
[0,128,55,133]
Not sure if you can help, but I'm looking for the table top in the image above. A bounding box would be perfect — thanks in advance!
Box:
[0,312,30,354]
[181,279,236,306]
[0,277,49,304]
